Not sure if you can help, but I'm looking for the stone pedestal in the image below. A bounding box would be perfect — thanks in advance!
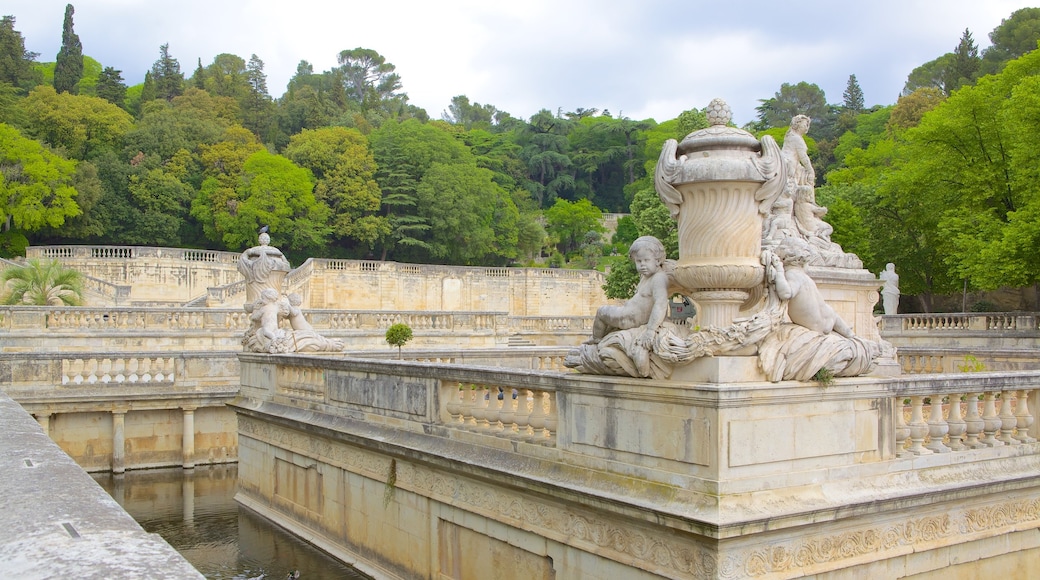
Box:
[670,355,765,383]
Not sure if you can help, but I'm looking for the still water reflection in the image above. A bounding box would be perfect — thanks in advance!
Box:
[93,465,371,580]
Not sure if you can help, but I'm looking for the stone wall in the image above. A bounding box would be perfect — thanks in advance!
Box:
[27,245,611,316]
[232,354,1040,579]
[3,351,240,473]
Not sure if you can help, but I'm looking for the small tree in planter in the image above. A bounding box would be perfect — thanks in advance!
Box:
[385,323,413,358]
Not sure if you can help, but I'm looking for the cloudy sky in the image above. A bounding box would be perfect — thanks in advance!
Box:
[6,1,1038,125]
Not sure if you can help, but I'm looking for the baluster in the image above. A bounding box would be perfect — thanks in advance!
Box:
[544,393,558,439]
[470,385,488,428]
[925,395,950,453]
[998,392,1018,445]
[140,357,154,383]
[906,396,933,455]
[1014,389,1036,443]
[894,398,911,457]
[963,393,985,449]
[153,357,167,382]
[528,390,547,441]
[514,389,533,438]
[980,392,1003,447]
[485,387,503,431]
[445,383,463,423]
[946,394,966,451]
[498,388,516,435]
[85,358,99,384]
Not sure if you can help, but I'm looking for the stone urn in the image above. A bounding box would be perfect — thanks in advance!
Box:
[654,99,785,328]
[237,232,291,303]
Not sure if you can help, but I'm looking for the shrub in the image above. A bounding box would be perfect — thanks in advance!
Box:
[385,323,413,357]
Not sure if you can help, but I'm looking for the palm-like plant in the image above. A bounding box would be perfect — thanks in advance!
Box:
[1,258,85,306]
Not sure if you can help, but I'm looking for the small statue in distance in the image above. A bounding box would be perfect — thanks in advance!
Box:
[879,263,899,315]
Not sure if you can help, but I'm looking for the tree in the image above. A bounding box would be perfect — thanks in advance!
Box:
[335,47,402,108]
[95,67,126,108]
[0,123,82,233]
[518,109,574,206]
[887,88,944,132]
[242,54,273,139]
[441,95,497,130]
[0,16,41,92]
[202,53,248,99]
[22,85,134,159]
[981,7,1040,75]
[903,54,956,96]
[151,43,184,101]
[53,4,83,94]
[194,149,331,254]
[944,29,981,93]
[385,323,412,357]
[369,119,472,260]
[1,258,83,305]
[754,82,830,130]
[415,162,519,265]
[842,74,865,114]
[284,127,387,252]
[544,198,604,256]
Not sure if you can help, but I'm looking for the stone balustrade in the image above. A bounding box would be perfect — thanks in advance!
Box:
[884,312,1040,333]
[28,244,241,264]
[894,388,1037,456]
[239,354,1040,495]
[441,382,558,446]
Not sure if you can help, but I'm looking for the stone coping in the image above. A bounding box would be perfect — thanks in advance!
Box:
[0,391,203,578]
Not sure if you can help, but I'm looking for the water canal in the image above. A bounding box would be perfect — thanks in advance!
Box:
[93,465,371,580]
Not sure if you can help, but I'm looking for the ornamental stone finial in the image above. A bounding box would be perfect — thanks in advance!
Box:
[705,98,731,126]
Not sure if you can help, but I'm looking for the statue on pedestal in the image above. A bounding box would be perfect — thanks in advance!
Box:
[879,263,900,315]
[566,100,888,382]
[239,230,344,353]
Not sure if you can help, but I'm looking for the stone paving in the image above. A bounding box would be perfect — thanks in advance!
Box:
[0,391,202,579]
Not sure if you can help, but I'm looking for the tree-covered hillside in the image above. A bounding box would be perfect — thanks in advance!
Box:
[2,5,1040,308]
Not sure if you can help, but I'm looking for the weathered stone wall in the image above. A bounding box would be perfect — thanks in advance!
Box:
[27,245,611,316]
[233,354,1040,579]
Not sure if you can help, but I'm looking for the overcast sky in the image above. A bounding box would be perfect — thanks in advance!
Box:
[6,1,1038,125]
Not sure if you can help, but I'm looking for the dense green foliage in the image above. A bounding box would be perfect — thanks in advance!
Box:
[1,7,1040,310]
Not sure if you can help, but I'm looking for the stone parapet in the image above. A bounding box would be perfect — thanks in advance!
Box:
[0,306,591,352]
[0,391,204,577]
[233,354,1040,578]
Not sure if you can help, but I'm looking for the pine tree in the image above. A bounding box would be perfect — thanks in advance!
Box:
[945,29,981,93]
[95,66,126,107]
[842,74,865,114]
[151,43,184,101]
[137,70,157,112]
[0,15,41,92]
[243,54,272,138]
[192,57,205,89]
[53,4,83,94]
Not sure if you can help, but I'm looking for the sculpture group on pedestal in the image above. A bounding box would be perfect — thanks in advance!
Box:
[238,232,344,353]
[566,100,891,382]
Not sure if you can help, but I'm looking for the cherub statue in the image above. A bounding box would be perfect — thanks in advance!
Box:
[767,237,853,337]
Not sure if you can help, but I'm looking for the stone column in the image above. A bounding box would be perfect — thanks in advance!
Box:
[112,410,126,474]
[34,412,52,437]
[182,407,196,469]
